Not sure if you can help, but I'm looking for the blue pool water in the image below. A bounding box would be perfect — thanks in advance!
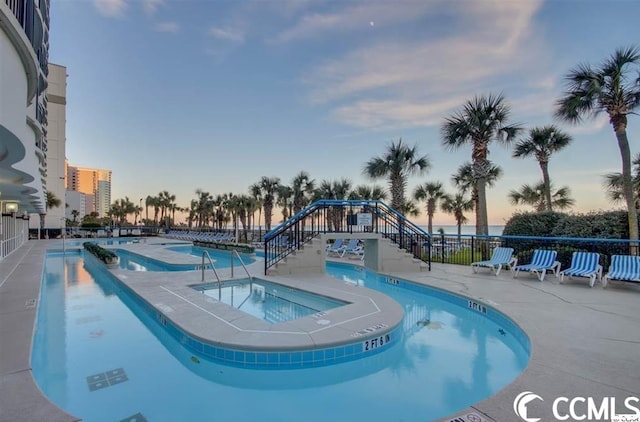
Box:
[32,251,529,422]
[167,245,256,267]
[195,279,347,323]
[114,249,208,272]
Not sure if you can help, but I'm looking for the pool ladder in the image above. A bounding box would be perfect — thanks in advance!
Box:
[201,251,222,300]
[201,250,253,301]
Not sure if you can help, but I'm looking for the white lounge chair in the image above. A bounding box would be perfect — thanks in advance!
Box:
[513,249,560,281]
[602,255,640,288]
[559,252,603,287]
[471,247,516,276]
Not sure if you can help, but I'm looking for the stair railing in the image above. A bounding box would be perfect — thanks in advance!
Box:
[263,200,431,274]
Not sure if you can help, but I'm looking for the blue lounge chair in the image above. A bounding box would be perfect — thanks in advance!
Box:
[471,247,516,276]
[338,239,360,257]
[602,255,640,288]
[326,238,345,256]
[513,249,560,281]
[559,252,602,287]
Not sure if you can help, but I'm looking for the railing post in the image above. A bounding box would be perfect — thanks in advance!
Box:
[471,236,475,263]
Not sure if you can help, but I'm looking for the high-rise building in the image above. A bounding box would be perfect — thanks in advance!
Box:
[1,0,51,253]
[42,63,66,230]
[66,166,112,217]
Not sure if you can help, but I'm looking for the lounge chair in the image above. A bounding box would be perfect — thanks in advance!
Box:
[513,249,560,281]
[559,252,603,287]
[338,239,360,257]
[602,255,640,288]
[345,244,365,260]
[471,247,516,276]
[326,238,345,256]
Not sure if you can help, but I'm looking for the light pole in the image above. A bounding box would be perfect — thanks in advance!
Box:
[61,217,66,253]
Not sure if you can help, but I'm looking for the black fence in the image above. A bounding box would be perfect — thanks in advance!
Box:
[427,233,636,271]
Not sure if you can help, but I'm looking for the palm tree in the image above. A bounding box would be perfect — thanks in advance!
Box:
[71,209,80,225]
[604,153,640,210]
[442,94,522,235]
[257,177,280,231]
[291,171,316,214]
[249,183,263,233]
[348,184,387,201]
[277,185,294,221]
[440,192,474,238]
[508,182,575,211]
[555,46,640,241]
[363,139,430,213]
[513,125,572,211]
[451,162,502,228]
[40,191,62,231]
[413,181,445,234]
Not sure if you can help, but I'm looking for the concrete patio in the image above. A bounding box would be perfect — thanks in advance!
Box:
[1,240,639,422]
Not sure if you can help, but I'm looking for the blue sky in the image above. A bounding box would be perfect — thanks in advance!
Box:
[49,0,640,225]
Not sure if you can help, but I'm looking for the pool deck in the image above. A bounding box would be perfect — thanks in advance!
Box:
[1,239,639,422]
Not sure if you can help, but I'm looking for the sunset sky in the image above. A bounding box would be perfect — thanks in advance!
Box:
[49,0,640,225]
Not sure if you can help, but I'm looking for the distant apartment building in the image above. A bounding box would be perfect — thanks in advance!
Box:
[66,166,111,217]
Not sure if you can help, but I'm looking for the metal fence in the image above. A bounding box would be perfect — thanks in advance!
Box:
[427,233,637,271]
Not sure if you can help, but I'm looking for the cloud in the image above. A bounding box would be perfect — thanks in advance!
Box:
[331,97,465,130]
[209,27,245,43]
[94,0,127,17]
[155,22,179,33]
[300,0,546,129]
[143,0,164,15]
[272,2,439,44]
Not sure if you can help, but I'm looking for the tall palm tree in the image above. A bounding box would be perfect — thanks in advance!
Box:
[508,182,575,211]
[555,46,640,241]
[413,181,445,234]
[604,153,640,210]
[441,94,522,235]
[257,176,280,231]
[277,185,294,221]
[249,183,263,232]
[451,162,502,227]
[291,171,316,214]
[513,125,572,211]
[440,192,474,238]
[40,191,62,230]
[363,139,430,213]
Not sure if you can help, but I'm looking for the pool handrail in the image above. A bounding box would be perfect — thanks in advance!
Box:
[231,249,252,283]
[201,250,222,300]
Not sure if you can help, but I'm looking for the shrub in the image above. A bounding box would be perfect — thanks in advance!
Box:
[502,211,567,237]
[551,210,629,239]
[83,242,119,265]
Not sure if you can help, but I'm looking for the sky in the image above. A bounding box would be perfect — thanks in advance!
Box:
[48,0,640,226]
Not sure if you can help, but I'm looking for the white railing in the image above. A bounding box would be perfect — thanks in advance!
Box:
[1,215,29,259]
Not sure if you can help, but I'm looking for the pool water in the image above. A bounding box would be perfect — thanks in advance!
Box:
[32,251,529,422]
[114,249,208,272]
[194,279,347,324]
[167,245,256,267]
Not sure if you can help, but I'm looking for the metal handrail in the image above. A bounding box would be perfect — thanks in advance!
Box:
[231,249,252,285]
[201,251,222,300]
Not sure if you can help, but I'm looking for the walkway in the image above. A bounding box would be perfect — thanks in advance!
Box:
[1,241,639,421]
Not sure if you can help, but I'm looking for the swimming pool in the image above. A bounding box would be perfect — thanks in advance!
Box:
[167,244,256,267]
[194,279,348,324]
[114,249,211,272]
[32,251,529,422]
